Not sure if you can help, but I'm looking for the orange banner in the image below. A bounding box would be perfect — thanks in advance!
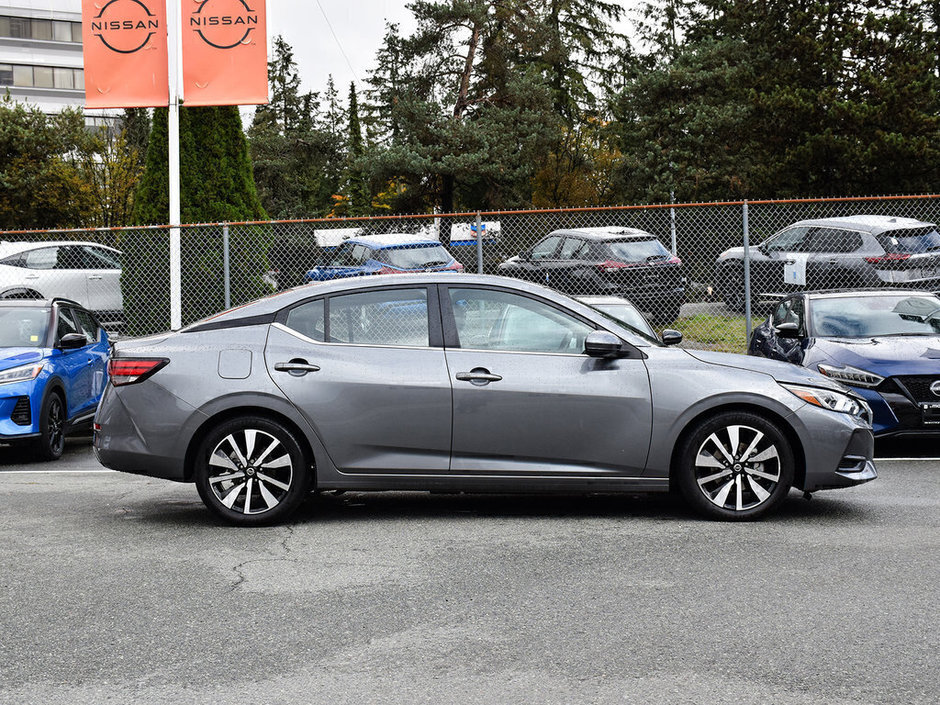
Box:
[82,0,169,108]
[182,0,269,106]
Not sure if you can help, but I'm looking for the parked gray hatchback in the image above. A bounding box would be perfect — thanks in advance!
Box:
[94,274,876,525]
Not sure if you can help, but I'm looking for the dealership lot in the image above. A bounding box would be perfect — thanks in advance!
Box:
[0,442,937,705]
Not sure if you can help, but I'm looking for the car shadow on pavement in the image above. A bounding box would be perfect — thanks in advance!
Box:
[0,436,92,468]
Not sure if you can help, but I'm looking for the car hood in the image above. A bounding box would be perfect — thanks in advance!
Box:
[812,336,940,376]
[683,348,849,390]
[0,347,46,372]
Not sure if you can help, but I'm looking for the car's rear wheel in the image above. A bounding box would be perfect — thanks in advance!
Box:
[36,391,66,461]
[717,263,745,313]
[194,417,312,526]
[676,411,794,520]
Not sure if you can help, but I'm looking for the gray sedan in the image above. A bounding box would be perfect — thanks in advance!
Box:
[94,274,876,525]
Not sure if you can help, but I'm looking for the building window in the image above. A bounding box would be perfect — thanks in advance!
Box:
[0,16,83,43]
[0,64,84,90]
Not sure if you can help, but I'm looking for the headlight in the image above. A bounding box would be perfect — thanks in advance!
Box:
[0,362,43,386]
[780,383,871,420]
[817,363,884,388]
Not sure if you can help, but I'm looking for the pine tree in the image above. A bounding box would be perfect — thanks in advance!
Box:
[126,106,268,333]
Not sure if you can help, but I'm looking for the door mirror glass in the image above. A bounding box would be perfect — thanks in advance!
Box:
[584,330,624,358]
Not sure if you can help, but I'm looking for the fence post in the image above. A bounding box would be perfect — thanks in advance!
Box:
[222,223,231,309]
[743,200,752,343]
[669,191,677,256]
[475,211,483,274]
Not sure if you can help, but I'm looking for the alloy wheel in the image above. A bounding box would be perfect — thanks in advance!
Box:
[206,429,294,516]
[46,396,65,456]
[693,423,782,512]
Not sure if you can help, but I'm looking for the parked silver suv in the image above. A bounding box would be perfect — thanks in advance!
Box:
[715,215,940,311]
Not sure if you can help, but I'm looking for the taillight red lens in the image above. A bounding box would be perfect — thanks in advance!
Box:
[596,260,634,272]
[865,253,911,263]
[108,358,169,386]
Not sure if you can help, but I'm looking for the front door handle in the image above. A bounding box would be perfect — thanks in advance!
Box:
[274,360,321,377]
[88,275,103,280]
[456,368,502,386]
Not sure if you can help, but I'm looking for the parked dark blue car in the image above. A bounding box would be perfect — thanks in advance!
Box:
[0,299,109,459]
[304,233,463,283]
[749,289,940,438]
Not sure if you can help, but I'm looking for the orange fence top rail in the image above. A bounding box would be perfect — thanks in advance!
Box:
[1,194,938,237]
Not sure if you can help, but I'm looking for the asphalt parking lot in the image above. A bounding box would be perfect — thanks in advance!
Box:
[0,439,937,705]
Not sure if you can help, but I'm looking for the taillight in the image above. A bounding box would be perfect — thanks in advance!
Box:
[865,253,911,264]
[108,358,169,386]
[374,266,397,275]
[665,256,682,265]
[596,260,634,273]
[447,261,464,272]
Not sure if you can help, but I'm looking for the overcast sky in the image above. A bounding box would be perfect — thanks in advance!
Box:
[267,0,418,96]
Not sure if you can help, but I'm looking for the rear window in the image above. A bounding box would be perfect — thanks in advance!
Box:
[378,244,452,269]
[602,239,671,263]
[0,308,50,347]
[878,227,940,254]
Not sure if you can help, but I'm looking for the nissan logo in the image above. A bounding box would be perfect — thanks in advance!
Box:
[931,380,940,398]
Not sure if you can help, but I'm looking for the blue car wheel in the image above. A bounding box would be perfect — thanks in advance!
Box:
[36,390,66,461]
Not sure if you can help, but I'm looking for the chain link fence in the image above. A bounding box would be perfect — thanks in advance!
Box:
[1,195,938,351]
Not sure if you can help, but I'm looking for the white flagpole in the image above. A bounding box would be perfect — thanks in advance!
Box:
[167,0,182,330]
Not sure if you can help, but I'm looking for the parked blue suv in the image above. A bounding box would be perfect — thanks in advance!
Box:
[304,233,464,283]
[0,299,109,460]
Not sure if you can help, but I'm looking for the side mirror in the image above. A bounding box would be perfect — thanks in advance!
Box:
[584,330,624,358]
[774,322,800,339]
[58,332,87,350]
[661,329,683,346]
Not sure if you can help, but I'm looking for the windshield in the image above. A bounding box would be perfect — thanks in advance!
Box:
[0,308,50,347]
[603,239,671,263]
[810,295,940,337]
[877,227,940,254]
[379,244,453,269]
[589,303,656,338]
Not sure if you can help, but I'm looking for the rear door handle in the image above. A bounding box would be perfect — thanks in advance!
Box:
[88,275,103,280]
[274,361,321,376]
[456,369,502,385]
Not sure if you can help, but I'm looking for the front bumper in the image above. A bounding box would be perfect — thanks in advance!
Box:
[853,385,940,438]
[0,382,39,438]
[788,403,877,492]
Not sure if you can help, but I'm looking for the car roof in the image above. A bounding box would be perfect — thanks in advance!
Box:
[786,215,935,235]
[0,297,83,309]
[344,233,444,249]
[799,288,939,300]
[186,273,593,329]
[0,240,121,255]
[548,226,658,240]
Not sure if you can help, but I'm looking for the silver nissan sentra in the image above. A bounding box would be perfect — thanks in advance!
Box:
[94,274,876,525]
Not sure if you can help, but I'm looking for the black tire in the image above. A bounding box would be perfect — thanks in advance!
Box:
[194,416,312,526]
[35,391,66,461]
[676,411,794,520]
[1,287,44,300]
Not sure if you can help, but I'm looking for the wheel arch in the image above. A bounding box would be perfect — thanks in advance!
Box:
[0,287,44,300]
[183,405,317,483]
[668,402,806,491]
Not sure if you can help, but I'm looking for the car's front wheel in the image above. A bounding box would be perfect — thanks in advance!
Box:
[194,416,312,526]
[36,390,66,461]
[676,411,794,520]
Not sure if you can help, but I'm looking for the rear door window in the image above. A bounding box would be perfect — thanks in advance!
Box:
[530,236,562,261]
[328,288,430,347]
[380,244,452,269]
[804,228,863,253]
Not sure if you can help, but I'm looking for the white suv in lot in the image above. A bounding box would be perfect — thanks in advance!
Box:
[0,241,123,325]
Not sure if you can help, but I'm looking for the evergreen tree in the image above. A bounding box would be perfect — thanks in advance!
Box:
[345,82,372,216]
[126,106,268,333]
[0,99,96,229]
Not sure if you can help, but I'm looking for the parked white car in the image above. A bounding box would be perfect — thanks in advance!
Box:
[0,241,123,325]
